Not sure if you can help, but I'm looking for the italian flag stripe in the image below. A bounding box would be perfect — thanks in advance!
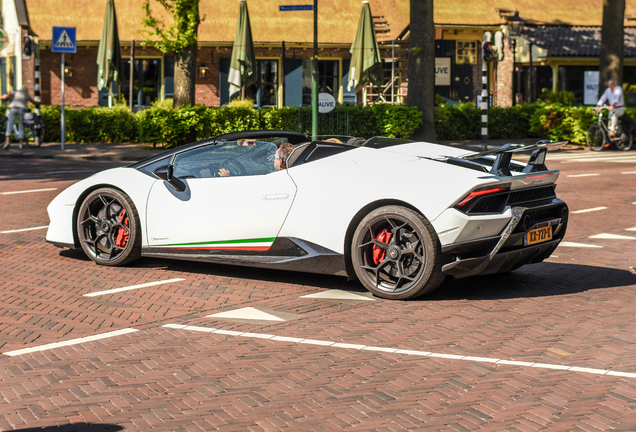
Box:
[153,237,275,249]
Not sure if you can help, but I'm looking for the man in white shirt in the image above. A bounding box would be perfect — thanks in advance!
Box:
[596,79,625,137]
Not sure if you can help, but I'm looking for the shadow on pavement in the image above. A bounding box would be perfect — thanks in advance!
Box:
[56,249,636,299]
[427,262,636,301]
[8,423,123,432]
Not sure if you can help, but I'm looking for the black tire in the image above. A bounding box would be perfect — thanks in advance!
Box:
[351,206,445,300]
[586,124,605,151]
[616,133,633,151]
[24,124,44,148]
[77,188,142,266]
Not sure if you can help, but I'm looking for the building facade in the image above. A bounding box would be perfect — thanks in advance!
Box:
[4,0,636,109]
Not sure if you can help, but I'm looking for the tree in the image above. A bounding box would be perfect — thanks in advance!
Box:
[139,0,202,108]
[598,0,625,97]
[407,0,436,142]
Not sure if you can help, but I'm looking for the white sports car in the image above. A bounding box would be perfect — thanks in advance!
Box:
[46,131,568,300]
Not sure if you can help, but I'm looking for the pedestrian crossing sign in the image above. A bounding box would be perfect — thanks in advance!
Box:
[51,26,76,53]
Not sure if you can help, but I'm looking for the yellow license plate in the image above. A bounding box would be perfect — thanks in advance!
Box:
[525,225,553,246]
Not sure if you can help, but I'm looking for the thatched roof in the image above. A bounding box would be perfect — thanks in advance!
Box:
[27,0,409,44]
[435,0,636,27]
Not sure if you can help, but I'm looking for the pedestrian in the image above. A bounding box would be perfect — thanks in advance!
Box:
[595,79,625,137]
[1,86,36,149]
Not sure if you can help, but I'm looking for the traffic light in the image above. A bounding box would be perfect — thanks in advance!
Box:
[482,41,493,63]
[23,36,32,57]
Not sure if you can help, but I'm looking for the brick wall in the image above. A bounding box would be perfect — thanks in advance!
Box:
[34,43,352,108]
[494,36,514,107]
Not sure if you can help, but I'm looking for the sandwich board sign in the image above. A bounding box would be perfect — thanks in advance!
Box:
[51,26,76,53]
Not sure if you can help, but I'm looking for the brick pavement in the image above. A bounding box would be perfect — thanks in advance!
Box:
[0,149,635,430]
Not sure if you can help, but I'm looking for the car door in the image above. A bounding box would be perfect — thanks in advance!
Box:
[145,141,297,252]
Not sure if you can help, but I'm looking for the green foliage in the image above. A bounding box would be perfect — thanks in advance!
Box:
[529,102,595,144]
[372,104,422,138]
[487,104,536,139]
[539,89,575,106]
[434,104,480,140]
[39,105,61,142]
[66,105,136,143]
[139,0,203,53]
[227,98,255,109]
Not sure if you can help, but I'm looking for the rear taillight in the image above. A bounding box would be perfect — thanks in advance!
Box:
[456,184,510,207]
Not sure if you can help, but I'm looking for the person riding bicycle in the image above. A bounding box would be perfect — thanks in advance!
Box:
[595,79,625,138]
[1,86,36,149]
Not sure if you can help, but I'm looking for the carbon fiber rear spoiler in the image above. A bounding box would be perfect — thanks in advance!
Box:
[455,140,567,176]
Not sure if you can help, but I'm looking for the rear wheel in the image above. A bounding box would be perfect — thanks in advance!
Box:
[351,206,445,300]
[77,188,141,266]
[586,124,605,151]
[616,133,633,151]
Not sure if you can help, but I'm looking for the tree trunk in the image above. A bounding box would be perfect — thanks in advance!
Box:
[407,0,436,142]
[599,0,625,97]
[173,42,198,108]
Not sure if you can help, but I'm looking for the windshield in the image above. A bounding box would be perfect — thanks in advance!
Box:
[172,140,279,179]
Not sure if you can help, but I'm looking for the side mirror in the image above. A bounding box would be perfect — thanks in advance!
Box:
[153,165,186,192]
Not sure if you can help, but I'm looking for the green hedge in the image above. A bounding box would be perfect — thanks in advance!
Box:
[38,102,422,146]
[39,100,635,146]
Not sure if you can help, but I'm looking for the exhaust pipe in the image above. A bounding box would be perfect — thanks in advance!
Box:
[522,214,532,231]
[560,207,568,223]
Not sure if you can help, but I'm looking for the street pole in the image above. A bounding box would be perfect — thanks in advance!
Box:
[61,53,65,151]
[511,38,516,106]
[129,39,134,112]
[311,0,318,140]
[529,41,533,103]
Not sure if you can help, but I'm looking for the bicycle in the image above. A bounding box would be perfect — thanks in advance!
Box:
[586,105,633,152]
[1,106,45,148]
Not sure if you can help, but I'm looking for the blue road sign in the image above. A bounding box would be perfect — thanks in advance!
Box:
[51,27,76,53]
[279,5,313,11]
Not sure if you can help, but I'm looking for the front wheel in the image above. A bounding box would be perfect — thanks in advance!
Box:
[351,206,445,300]
[586,124,605,151]
[77,188,142,266]
[616,133,633,151]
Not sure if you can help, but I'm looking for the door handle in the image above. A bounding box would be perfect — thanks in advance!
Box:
[262,193,289,201]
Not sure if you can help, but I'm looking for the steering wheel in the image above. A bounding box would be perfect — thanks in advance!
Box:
[220,158,247,177]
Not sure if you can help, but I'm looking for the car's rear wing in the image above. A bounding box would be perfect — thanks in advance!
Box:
[448,140,567,176]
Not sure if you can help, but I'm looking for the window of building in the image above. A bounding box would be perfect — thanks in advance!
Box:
[302,60,339,105]
[456,41,477,65]
[245,59,279,108]
[109,57,162,108]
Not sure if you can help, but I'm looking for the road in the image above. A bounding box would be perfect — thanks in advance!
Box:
[1,151,635,431]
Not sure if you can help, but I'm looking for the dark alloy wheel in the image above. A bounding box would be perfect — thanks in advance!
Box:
[586,124,605,151]
[351,206,445,300]
[77,188,141,266]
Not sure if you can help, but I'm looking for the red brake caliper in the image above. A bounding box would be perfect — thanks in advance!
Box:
[372,228,392,265]
[115,210,129,248]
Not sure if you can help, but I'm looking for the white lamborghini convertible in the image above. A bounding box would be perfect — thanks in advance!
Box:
[46,131,568,300]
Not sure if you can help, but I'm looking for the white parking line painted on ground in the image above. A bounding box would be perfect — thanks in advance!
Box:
[627,227,636,232]
[2,328,138,356]
[571,207,607,214]
[589,233,636,241]
[162,324,636,379]
[300,290,374,301]
[83,278,186,297]
[207,307,285,321]
[0,226,48,234]
[0,188,57,195]
[558,241,603,249]
[622,171,636,174]
[566,173,599,178]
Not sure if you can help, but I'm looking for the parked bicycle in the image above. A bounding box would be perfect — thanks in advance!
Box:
[586,105,634,151]
[0,106,45,148]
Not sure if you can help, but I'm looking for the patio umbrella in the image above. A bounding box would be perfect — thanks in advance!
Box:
[347,1,383,94]
[96,0,122,106]
[228,0,257,99]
